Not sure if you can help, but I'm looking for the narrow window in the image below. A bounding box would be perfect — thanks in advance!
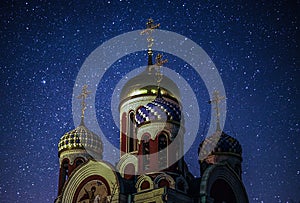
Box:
[61,160,69,185]
[128,111,135,152]
[142,135,150,170]
[121,113,127,154]
[158,133,168,169]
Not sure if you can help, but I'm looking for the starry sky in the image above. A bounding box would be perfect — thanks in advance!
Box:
[0,0,299,202]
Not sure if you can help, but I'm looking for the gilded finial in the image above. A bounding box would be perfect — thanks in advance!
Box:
[209,90,226,132]
[155,53,168,86]
[77,84,91,125]
[140,18,160,66]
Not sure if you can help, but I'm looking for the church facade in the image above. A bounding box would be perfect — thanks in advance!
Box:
[55,20,249,203]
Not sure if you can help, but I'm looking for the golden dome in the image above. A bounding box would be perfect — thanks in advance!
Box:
[58,123,103,157]
[120,68,180,103]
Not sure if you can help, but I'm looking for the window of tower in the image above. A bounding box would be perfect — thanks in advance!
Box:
[124,163,135,180]
[75,158,84,167]
[142,134,150,170]
[158,179,169,188]
[141,181,150,190]
[158,133,168,169]
[128,111,136,152]
[121,112,127,154]
[62,159,69,184]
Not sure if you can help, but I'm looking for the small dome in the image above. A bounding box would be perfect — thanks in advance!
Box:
[120,68,180,102]
[58,124,103,157]
[135,90,181,126]
[199,132,242,158]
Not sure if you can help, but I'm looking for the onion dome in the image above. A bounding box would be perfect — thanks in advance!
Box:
[135,89,181,126]
[199,131,242,158]
[120,68,180,103]
[58,123,103,157]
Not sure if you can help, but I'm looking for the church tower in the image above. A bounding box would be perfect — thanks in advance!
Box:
[117,19,194,203]
[56,85,103,198]
[198,91,249,203]
[117,19,182,177]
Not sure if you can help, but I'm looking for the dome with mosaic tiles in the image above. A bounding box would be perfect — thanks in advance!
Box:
[199,131,242,158]
[58,123,103,157]
[135,89,181,126]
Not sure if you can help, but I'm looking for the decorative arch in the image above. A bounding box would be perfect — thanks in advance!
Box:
[200,163,249,203]
[116,153,138,179]
[61,160,120,203]
[135,175,154,192]
[154,173,175,189]
[124,163,135,180]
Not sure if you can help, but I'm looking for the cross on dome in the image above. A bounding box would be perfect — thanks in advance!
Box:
[209,90,226,132]
[77,84,91,125]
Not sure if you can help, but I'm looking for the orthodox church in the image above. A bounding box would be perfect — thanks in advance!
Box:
[55,19,249,203]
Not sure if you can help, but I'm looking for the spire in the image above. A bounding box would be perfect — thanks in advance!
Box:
[148,49,153,65]
[157,87,162,98]
[209,90,226,132]
[140,18,160,66]
[140,19,168,97]
[77,84,91,126]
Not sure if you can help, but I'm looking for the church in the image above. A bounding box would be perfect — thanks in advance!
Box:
[54,19,249,203]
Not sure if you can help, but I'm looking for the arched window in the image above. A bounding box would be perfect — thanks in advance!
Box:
[141,181,150,190]
[124,163,135,180]
[75,158,84,167]
[142,135,150,170]
[158,179,169,188]
[158,133,168,169]
[61,159,69,186]
[121,112,127,154]
[128,111,135,152]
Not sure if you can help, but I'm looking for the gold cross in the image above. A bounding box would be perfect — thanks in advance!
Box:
[140,18,160,35]
[209,90,226,131]
[140,18,160,50]
[77,84,91,124]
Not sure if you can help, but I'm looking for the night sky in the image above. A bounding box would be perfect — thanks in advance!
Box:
[0,1,299,202]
